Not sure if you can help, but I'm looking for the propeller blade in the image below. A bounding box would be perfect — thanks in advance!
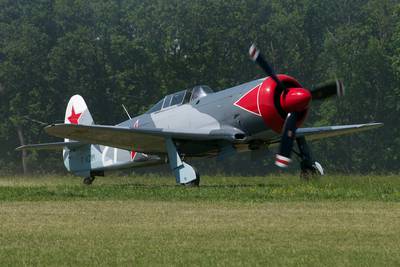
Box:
[249,44,286,93]
[275,112,297,168]
[310,79,345,100]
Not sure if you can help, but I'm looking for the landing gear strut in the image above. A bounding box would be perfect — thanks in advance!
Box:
[83,176,95,185]
[165,138,200,186]
[296,137,324,180]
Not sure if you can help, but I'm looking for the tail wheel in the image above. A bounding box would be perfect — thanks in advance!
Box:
[83,176,95,185]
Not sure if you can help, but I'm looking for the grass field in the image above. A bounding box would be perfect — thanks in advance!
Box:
[0,174,399,266]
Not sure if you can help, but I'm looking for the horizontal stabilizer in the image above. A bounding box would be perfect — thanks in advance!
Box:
[296,123,383,141]
[16,141,83,151]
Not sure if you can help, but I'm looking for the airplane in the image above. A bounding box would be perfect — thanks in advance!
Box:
[17,44,383,186]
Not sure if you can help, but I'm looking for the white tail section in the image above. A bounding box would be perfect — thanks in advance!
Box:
[63,95,94,176]
[64,95,94,142]
[65,95,94,125]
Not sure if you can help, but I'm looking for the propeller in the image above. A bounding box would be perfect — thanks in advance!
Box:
[275,112,297,167]
[249,43,344,167]
[249,44,286,94]
[310,79,345,100]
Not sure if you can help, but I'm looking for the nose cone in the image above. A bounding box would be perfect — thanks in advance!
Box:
[280,88,312,113]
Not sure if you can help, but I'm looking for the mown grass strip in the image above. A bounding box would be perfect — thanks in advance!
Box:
[1,201,399,266]
[0,174,398,202]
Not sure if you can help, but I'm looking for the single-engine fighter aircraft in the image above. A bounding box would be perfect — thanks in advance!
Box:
[17,45,382,185]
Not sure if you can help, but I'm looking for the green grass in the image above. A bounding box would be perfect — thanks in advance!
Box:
[0,174,398,202]
[0,175,399,266]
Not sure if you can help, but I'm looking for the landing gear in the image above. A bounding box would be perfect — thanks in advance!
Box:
[83,176,95,185]
[296,137,324,180]
[183,171,200,187]
[165,138,200,186]
[300,161,324,180]
[81,171,103,185]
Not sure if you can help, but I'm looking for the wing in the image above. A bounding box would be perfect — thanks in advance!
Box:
[296,123,383,141]
[43,122,382,154]
[44,124,246,154]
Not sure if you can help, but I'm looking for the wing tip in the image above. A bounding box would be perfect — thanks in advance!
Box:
[363,122,384,128]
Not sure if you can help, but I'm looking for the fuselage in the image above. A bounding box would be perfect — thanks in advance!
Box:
[72,75,308,175]
[115,75,306,157]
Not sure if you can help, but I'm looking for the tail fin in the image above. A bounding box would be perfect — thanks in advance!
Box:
[64,95,93,142]
[65,95,94,126]
[63,95,93,176]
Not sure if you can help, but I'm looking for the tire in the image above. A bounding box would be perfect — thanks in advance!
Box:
[299,161,324,181]
[300,169,315,181]
[300,167,322,181]
[83,176,95,185]
[183,172,200,187]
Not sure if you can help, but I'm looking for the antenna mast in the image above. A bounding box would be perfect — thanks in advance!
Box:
[121,104,132,120]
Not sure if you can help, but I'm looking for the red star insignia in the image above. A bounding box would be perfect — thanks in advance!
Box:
[68,106,82,124]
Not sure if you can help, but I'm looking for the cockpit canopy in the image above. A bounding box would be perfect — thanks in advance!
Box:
[146,85,213,113]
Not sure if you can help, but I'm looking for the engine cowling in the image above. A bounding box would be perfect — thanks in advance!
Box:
[258,74,310,133]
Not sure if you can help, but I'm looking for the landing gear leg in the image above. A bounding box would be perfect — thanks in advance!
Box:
[165,138,200,186]
[296,137,324,180]
[83,176,95,185]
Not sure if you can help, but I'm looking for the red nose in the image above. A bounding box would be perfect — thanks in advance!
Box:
[280,88,311,113]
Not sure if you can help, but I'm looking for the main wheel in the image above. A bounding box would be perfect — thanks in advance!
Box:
[299,161,324,181]
[83,176,95,185]
[300,169,317,180]
[183,171,200,187]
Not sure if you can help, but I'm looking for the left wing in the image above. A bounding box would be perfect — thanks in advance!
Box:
[44,124,246,154]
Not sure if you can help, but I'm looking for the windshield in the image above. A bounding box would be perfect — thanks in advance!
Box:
[146,90,188,113]
[146,99,164,113]
[146,86,213,113]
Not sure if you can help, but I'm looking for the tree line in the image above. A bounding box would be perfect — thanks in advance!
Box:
[0,0,399,175]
